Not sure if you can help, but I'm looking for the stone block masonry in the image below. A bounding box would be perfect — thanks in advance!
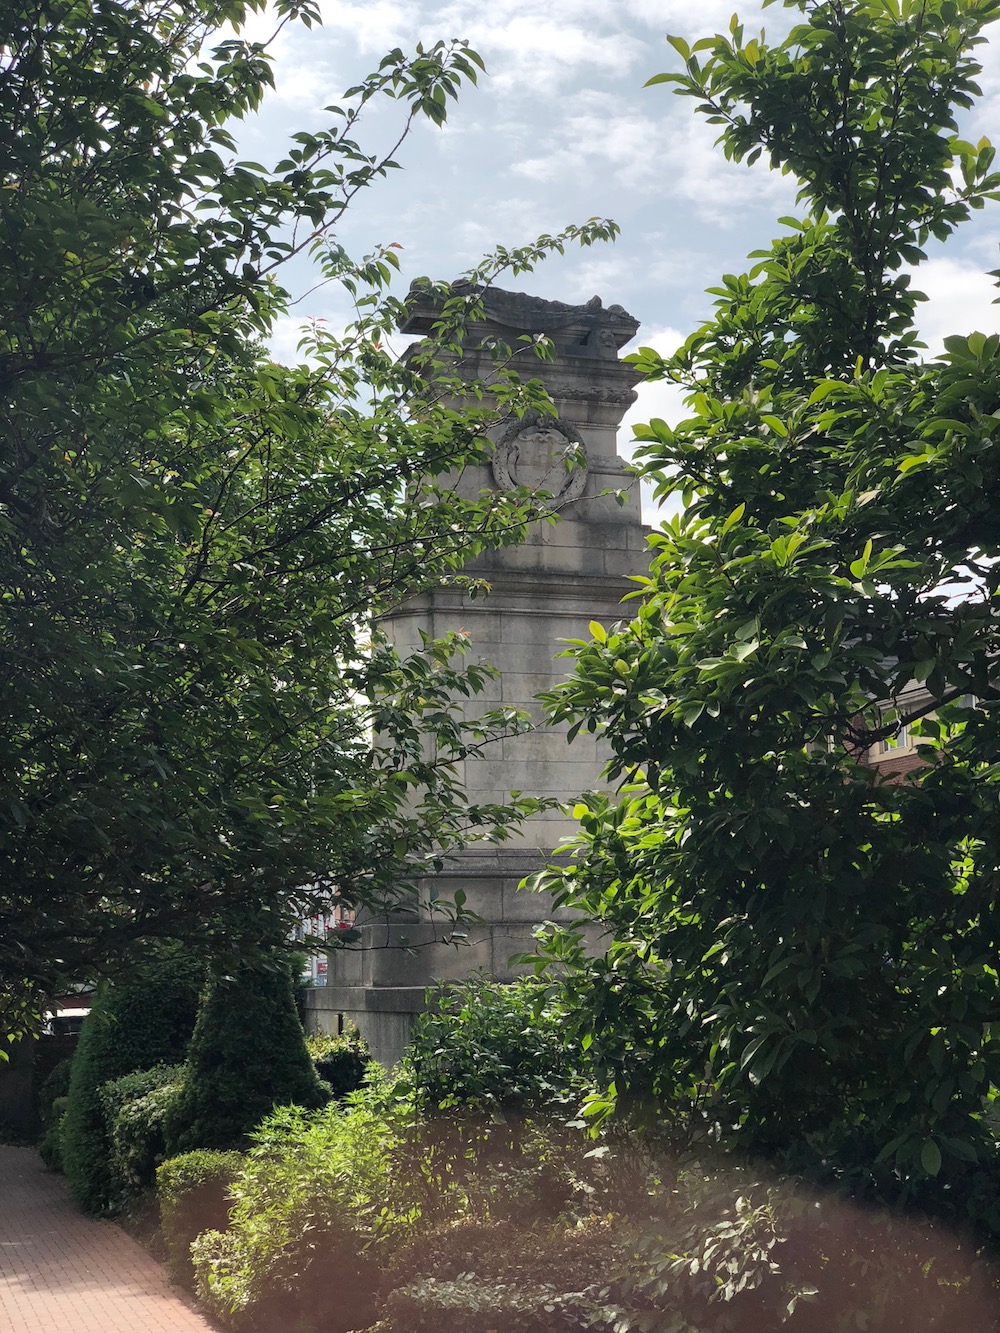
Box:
[309,287,649,1065]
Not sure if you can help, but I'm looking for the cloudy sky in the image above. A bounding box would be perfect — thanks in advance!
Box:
[230,1,1000,513]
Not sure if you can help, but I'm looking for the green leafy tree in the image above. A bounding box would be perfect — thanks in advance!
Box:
[535,0,1000,1233]
[0,0,615,1034]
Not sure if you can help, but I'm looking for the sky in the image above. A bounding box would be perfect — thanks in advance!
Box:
[229,1,1000,517]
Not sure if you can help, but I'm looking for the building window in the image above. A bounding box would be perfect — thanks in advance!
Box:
[879,721,911,754]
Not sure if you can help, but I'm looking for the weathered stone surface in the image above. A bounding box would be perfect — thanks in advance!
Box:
[401,283,640,353]
[309,287,648,1067]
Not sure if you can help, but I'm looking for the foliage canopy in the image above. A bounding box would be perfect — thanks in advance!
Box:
[0,0,615,1032]
[535,0,1000,1235]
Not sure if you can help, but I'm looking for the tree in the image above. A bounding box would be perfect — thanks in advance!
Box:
[0,0,616,1033]
[535,0,1000,1235]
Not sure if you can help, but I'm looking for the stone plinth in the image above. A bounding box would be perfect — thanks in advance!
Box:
[309,288,646,1066]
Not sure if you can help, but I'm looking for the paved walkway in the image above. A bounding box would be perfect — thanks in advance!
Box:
[0,1146,218,1332]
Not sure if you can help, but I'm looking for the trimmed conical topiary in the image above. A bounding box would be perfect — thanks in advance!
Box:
[166,957,330,1153]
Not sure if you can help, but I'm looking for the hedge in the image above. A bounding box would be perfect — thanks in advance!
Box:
[157,1149,245,1288]
[61,946,203,1213]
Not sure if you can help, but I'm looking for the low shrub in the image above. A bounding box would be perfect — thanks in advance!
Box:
[167,959,331,1155]
[405,974,591,1114]
[385,1213,617,1293]
[38,1097,68,1171]
[191,1084,414,1331]
[38,1058,73,1124]
[603,1165,1000,1333]
[35,1059,74,1171]
[157,1149,245,1288]
[306,1024,370,1099]
[100,1064,185,1210]
[372,1164,1000,1333]
[394,1113,589,1231]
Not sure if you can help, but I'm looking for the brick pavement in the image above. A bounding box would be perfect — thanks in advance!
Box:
[0,1146,218,1332]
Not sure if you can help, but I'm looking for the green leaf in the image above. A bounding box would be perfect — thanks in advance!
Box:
[849,540,873,579]
[920,1139,942,1177]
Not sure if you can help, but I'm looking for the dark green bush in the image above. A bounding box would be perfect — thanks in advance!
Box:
[99,1064,185,1210]
[306,1024,370,1099]
[38,1096,68,1171]
[61,946,204,1213]
[166,958,331,1154]
[34,1058,74,1168]
[157,1149,244,1288]
[38,1057,72,1124]
[405,975,590,1114]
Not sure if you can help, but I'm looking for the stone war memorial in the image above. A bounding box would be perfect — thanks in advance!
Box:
[308,287,648,1065]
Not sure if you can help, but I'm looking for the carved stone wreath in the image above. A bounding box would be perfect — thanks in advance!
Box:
[491,411,589,506]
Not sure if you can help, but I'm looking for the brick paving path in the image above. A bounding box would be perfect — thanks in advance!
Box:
[0,1146,218,1332]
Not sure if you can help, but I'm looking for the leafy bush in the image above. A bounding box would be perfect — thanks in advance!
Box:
[61,947,204,1213]
[157,1149,245,1288]
[306,1024,370,1099]
[376,1214,621,1332]
[396,1113,591,1232]
[405,975,590,1113]
[600,1164,1000,1333]
[175,1075,1000,1333]
[386,1210,616,1287]
[166,959,331,1154]
[99,1064,185,1210]
[35,1058,74,1170]
[38,1057,72,1124]
[191,1086,413,1331]
[38,1097,68,1171]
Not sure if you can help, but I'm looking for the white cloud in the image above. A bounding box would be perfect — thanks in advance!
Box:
[913,257,1000,354]
[475,18,647,94]
[623,0,795,40]
[661,115,797,227]
[614,324,688,524]
[318,1,418,53]
[314,0,649,90]
[624,0,749,29]
[512,91,662,192]
[619,324,687,447]
[268,314,316,366]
